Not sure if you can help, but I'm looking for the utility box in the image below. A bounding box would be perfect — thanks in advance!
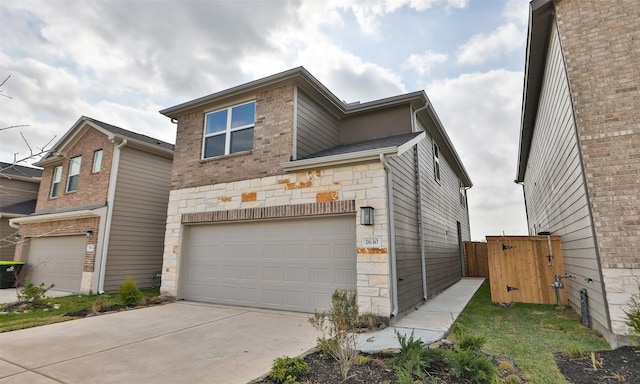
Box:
[0,261,25,289]
[486,236,567,305]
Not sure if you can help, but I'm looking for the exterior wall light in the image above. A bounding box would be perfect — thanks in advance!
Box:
[14,234,21,241]
[360,206,374,226]
[86,230,94,238]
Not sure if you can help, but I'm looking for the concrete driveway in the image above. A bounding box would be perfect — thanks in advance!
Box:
[0,302,317,384]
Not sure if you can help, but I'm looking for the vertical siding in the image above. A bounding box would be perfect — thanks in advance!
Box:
[417,135,470,297]
[296,90,340,158]
[523,24,607,330]
[0,219,17,260]
[104,147,172,291]
[389,147,422,313]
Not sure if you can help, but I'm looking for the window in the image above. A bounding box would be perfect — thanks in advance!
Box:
[92,150,103,173]
[203,101,255,158]
[50,166,62,198]
[433,143,441,182]
[459,181,466,207]
[66,156,82,192]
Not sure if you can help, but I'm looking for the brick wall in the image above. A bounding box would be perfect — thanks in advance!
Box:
[37,127,113,212]
[556,0,640,339]
[170,84,295,190]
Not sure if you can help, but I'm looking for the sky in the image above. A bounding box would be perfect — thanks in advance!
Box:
[0,0,530,240]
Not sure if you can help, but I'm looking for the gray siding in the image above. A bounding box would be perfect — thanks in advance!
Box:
[0,219,17,260]
[389,147,422,313]
[296,89,340,158]
[104,147,172,291]
[417,134,470,297]
[0,178,39,207]
[340,105,412,144]
[523,24,606,330]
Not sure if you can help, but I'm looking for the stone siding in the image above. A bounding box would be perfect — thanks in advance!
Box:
[161,162,393,316]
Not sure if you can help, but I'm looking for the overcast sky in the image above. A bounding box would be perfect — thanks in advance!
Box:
[0,0,530,240]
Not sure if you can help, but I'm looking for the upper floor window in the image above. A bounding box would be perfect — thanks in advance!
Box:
[66,156,82,192]
[92,150,103,173]
[459,180,466,207]
[203,101,255,159]
[50,166,62,198]
[433,143,441,182]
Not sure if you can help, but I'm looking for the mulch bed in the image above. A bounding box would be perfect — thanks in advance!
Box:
[555,346,640,384]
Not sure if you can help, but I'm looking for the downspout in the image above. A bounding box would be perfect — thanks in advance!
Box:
[412,105,428,300]
[97,138,127,293]
[380,153,399,317]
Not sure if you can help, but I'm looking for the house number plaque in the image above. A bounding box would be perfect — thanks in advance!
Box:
[362,236,382,248]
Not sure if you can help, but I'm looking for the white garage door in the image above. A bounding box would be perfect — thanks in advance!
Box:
[27,235,85,292]
[184,215,356,313]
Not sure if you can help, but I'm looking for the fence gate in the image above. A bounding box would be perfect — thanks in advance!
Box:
[486,235,567,305]
[464,241,489,278]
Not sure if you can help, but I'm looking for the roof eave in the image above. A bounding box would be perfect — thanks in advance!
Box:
[280,146,399,172]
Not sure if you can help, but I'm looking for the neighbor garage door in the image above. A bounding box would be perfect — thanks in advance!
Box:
[27,235,85,292]
[184,215,356,313]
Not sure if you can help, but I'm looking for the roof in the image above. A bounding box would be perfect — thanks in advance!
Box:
[0,162,43,181]
[161,66,473,187]
[0,199,37,216]
[516,0,555,182]
[35,116,174,167]
[301,132,422,160]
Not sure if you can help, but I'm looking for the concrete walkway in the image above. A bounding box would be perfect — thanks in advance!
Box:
[0,288,71,304]
[357,277,485,352]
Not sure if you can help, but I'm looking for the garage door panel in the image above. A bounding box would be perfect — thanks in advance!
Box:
[27,236,85,292]
[184,216,356,312]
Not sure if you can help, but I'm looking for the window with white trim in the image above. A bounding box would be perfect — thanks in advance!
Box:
[433,143,441,182]
[92,150,103,173]
[459,180,466,207]
[66,156,82,192]
[50,166,62,198]
[203,101,255,158]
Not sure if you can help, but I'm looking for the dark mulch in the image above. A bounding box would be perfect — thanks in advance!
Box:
[64,304,130,317]
[555,346,640,384]
[0,302,52,312]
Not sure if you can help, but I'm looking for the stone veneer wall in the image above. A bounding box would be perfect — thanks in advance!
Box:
[556,0,640,339]
[161,162,393,316]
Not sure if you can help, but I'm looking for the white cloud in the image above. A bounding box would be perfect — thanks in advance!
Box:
[426,69,528,238]
[502,0,530,26]
[404,50,448,77]
[456,22,523,65]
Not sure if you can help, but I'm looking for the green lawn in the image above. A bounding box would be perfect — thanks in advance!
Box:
[450,281,610,384]
[0,287,160,332]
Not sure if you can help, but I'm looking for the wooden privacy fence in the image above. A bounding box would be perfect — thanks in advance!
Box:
[486,235,568,305]
[464,241,489,278]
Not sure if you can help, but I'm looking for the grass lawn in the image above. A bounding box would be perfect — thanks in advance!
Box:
[450,281,610,384]
[0,287,160,332]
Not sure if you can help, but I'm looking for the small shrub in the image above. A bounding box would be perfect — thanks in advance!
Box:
[17,278,54,306]
[497,360,516,373]
[118,277,143,307]
[267,356,310,384]
[623,280,640,345]
[394,330,444,383]
[504,374,522,384]
[354,354,371,366]
[457,334,486,352]
[358,312,384,329]
[446,349,499,384]
[141,296,163,306]
[563,344,588,359]
[91,297,109,314]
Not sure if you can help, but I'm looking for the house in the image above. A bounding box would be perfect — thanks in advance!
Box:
[10,116,174,293]
[516,0,639,347]
[0,162,42,260]
[159,67,472,320]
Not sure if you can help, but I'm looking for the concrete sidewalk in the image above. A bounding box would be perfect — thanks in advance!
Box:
[0,288,72,304]
[357,277,485,352]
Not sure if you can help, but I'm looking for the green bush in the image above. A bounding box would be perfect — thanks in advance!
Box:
[623,280,640,345]
[394,330,445,384]
[267,356,310,384]
[118,277,143,307]
[457,334,487,352]
[446,349,499,384]
[17,278,54,306]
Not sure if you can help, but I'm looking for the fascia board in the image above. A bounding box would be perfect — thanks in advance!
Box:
[280,147,398,172]
[10,209,99,226]
[397,132,426,156]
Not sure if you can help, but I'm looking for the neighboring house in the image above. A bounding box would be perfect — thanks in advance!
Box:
[0,162,42,260]
[517,0,639,347]
[160,67,472,320]
[10,116,174,293]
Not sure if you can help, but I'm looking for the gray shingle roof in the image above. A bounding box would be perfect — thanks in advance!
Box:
[0,162,43,178]
[0,199,37,215]
[83,117,175,152]
[301,132,421,160]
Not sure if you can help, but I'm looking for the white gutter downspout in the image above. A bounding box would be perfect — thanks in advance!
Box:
[97,139,127,293]
[380,153,399,317]
[412,105,429,300]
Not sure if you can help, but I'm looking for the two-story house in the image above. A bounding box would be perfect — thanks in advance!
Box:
[0,162,42,260]
[11,116,174,294]
[517,0,639,347]
[160,67,472,321]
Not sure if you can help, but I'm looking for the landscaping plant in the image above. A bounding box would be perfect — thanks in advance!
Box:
[309,288,360,381]
[267,356,310,384]
[17,278,54,307]
[622,280,640,345]
[118,276,143,307]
